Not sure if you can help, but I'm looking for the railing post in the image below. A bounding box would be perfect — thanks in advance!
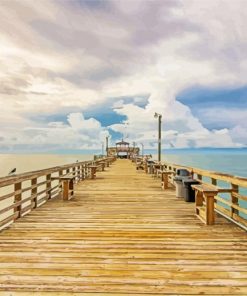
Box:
[78,165,81,181]
[14,182,22,219]
[231,183,239,218]
[211,178,217,186]
[59,170,63,197]
[197,174,202,181]
[82,165,85,179]
[31,178,38,208]
[90,166,97,179]
[144,162,148,174]
[205,193,215,225]
[161,172,168,190]
[46,174,51,199]
[63,180,69,201]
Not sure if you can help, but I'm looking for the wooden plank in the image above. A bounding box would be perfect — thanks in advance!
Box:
[0,159,246,295]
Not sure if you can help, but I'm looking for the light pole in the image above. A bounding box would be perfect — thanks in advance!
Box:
[132,141,136,159]
[101,142,104,156]
[140,143,144,157]
[106,136,109,156]
[154,112,162,162]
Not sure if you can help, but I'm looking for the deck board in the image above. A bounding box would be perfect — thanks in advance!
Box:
[0,159,246,295]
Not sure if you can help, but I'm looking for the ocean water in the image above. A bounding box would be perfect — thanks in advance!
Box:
[0,149,246,178]
[0,149,246,225]
[0,150,246,197]
[161,150,247,178]
[0,154,94,178]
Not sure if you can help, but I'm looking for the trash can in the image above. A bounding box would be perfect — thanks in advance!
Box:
[177,169,190,177]
[174,176,191,198]
[147,161,155,174]
[173,169,191,198]
[183,179,200,202]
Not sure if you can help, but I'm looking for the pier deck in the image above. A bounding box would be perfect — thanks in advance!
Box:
[0,159,246,295]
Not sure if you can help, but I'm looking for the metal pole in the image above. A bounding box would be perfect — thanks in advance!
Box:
[106,136,109,156]
[158,115,162,162]
[141,143,144,157]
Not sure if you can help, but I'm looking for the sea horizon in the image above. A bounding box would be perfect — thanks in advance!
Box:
[1,148,247,178]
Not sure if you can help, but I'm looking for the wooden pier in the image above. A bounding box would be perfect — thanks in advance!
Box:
[0,159,247,295]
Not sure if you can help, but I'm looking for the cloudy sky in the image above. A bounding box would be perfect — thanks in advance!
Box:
[1,0,247,152]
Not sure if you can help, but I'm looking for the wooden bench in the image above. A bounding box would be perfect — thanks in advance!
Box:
[136,161,144,170]
[97,161,107,171]
[88,165,98,179]
[51,174,75,201]
[192,182,237,225]
[158,170,175,189]
[191,184,218,225]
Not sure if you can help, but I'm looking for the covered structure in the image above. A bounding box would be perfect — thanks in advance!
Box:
[107,139,140,159]
[116,140,130,158]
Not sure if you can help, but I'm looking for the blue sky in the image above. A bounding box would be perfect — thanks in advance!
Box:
[177,86,247,129]
[0,0,247,151]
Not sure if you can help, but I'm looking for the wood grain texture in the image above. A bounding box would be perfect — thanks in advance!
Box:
[0,159,246,295]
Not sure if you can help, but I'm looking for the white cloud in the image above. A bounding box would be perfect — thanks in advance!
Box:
[0,113,109,151]
[0,0,247,151]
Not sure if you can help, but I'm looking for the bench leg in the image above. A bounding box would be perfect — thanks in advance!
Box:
[91,167,96,179]
[195,191,203,215]
[69,179,74,197]
[162,173,169,190]
[205,194,215,225]
[63,180,69,201]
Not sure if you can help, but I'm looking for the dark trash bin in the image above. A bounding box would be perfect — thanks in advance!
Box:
[173,169,192,198]
[147,161,155,174]
[183,179,200,202]
[177,169,190,177]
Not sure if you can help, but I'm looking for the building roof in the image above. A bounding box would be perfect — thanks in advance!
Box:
[116,140,129,145]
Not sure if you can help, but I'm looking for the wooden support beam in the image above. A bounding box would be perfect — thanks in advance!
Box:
[205,193,216,225]
[31,178,37,208]
[46,174,51,200]
[161,171,174,190]
[89,166,97,179]
[14,182,22,219]
[62,179,69,201]
[231,183,239,218]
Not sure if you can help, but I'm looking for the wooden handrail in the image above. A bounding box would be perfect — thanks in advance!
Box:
[161,162,247,187]
[0,156,116,231]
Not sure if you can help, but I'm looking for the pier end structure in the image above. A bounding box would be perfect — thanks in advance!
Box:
[107,139,140,159]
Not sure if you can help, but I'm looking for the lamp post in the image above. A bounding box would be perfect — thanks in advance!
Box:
[140,143,144,157]
[106,136,109,157]
[154,112,162,162]
[132,141,136,159]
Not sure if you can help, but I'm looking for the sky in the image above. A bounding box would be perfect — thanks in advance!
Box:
[1,0,247,152]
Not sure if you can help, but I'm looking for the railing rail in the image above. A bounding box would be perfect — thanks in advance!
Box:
[0,156,115,231]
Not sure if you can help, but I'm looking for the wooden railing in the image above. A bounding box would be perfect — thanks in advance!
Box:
[143,160,247,229]
[0,156,115,231]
